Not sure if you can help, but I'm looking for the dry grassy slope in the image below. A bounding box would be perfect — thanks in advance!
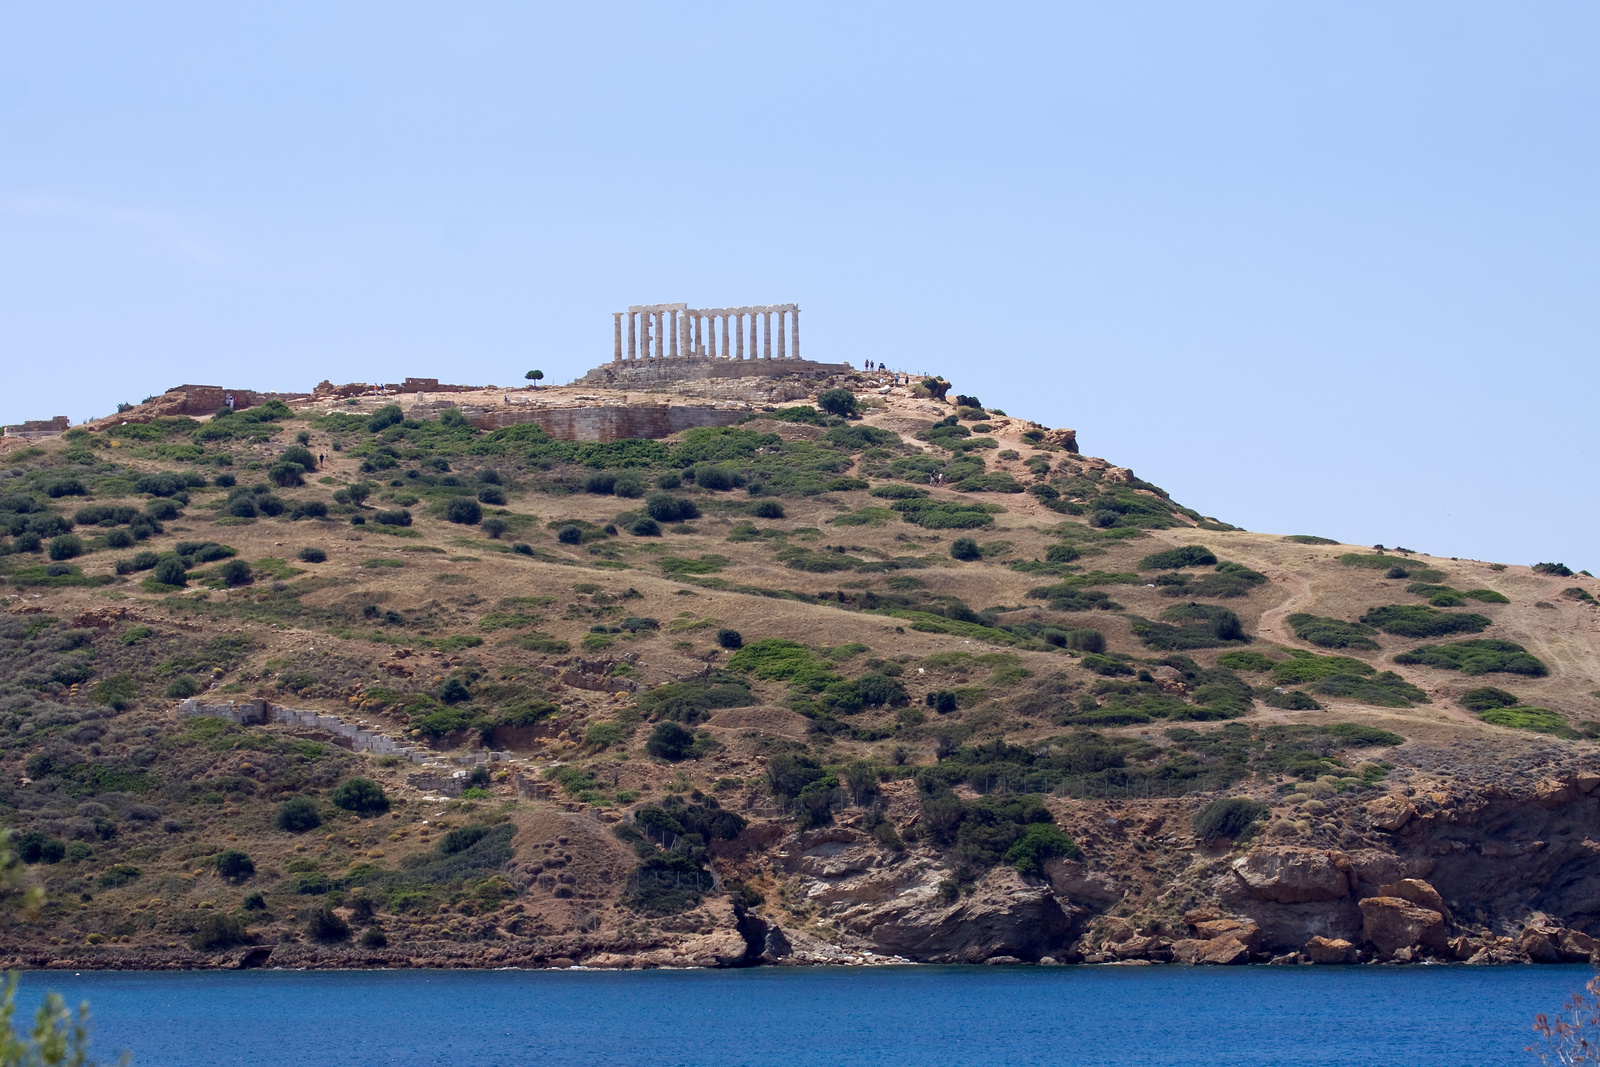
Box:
[2,375,1599,967]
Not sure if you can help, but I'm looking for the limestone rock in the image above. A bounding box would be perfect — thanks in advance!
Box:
[1233,848,1351,904]
[1045,858,1122,908]
[1303,936,1356,964]
[1171,935,1249,965]
[850,866,1072,963]
[1517,926,1564,964]
[1365,795,1416,832]
[1376,878,1448,918]
[1358,896,1449,957]
[1193,918,1261,951]
[1559,929,1600,963]
[1039,427,1079,453]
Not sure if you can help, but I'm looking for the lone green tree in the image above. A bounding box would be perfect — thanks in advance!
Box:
[525,370,544,387]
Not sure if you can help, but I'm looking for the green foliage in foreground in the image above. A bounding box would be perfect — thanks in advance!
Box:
[0,972,123,1067]
[1394,639,1548,677]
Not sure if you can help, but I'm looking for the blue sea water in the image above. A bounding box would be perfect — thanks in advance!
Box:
[12,964,1592,1067]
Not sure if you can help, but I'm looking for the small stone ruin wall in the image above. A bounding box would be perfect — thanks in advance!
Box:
[178,698,426,762]
[407,401,756,443]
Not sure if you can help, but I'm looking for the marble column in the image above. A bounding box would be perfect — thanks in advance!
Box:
[791,309,800,360]
[750,313,760,359]
[762,311,771,359]
[775,310,786,359]
[613,313,623,362]
[721,315,730,359]
[655,312,664,358]
[735,315,745,359]
[628,312,637,360]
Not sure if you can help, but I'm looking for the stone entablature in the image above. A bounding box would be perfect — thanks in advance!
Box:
[615,302,801,363]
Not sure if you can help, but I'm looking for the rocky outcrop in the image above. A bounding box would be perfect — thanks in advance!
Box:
[848,866,1073,963]
[1232,848,1350,904]
[1303,936,1356,964]
[1171,936,1249,965]
[1358,895,1450,958]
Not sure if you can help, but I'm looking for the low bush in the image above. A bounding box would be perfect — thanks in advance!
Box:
[1061,628,1105,653]
[215,849,255,881]
[646,494,700,523]
[1393,639,1548,677]
[750,500,785,520]
[152,557,188,587]
[189,913,248,951]
[1129,603,1249,650]
[1359,605,1491,638]
[716,628,743,650]
[330,777,390,815]
[47,535,83,561]
[374,509,412,527]
[276,797,322,832]
[1286,613,1380,651]
[644,721,699,761]
[1139,545,1217,570]
[1479,707,1577,738]
[1461,686,1520,711]
[1002,823,1080,875]
[1533,562,1574,577]
[217,559,253,587]
[1217,650,1275,672]
[1283,535,1338,545]
[476,486,506,506]
[950,537,981,562]
[299,547,327,563]
[444,497,482,525]
[307,905,351,942]
[1313,671,1429,707]
[1192,796,1268,842]
[817,388,859,417]
[165,675,200,698]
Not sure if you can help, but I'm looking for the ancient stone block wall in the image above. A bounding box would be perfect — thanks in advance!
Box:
[2,415,71,438]
[178,698,427,762]
[576,357,850,390]
[460,403,753,442]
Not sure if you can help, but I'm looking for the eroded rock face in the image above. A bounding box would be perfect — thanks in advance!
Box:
[1358,896,1449,958]
[1045,858,1123,908]
[850,867,1073,963]
[1233,848,1350,904]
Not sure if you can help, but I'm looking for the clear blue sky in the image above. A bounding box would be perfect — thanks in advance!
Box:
[2,3,1594,569]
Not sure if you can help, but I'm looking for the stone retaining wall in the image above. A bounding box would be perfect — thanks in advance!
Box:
[177,699,426,762]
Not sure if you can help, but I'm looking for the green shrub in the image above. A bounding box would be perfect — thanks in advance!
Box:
[307,905,351,942]
[1313,671,1429,707]
[1270,652,1374,686]
[1359,605,1491,638]
[629,518,660,537]
[1002,822,1080,875]
[1217,650,1275,672]
[152,557,188,587]
[646,494,700,523]
[1129,603,1248,650]
[816,388,860,417]
[47,535,83,561]
[439,678,471,704]
[1283,534,1338,545]
[330,777,390,815]
[269,461,306,488]
[166,675,200,698]
[16,832,66,864]
[1479,707,1577,738]
[217,558,253,586]
[1192,796,1267,842]
[299,546,327,563]
[645,721,697,761]
[276,797,323,832]
[1061,628,1105,653]
[1139,545,1217,570]
[368,404,403,432]
[583,721,628,749]
[716,628,743,650]
[215,849,255,881]
[1286,613,1380,650]
[1533,562,1574,577]
[373,508,412,526]
[189,913,248,951]
[950,537,981,562]
[444,497,482,525]
[1461,686,1520,711]
[1393,639,1548,676]
[750,500,785,519]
